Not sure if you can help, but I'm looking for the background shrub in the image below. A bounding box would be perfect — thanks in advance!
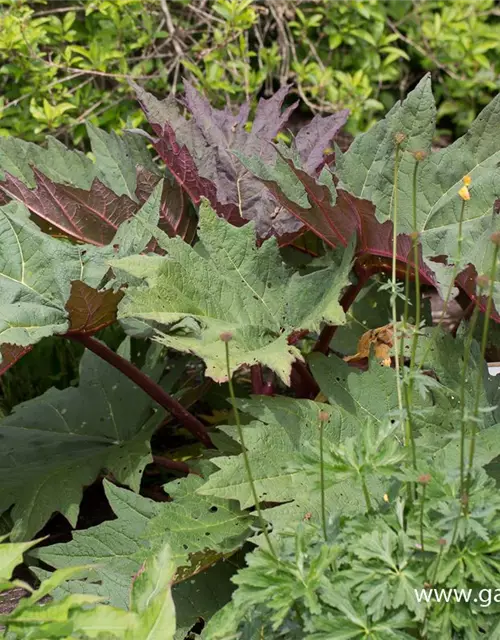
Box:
[1,0,499,144]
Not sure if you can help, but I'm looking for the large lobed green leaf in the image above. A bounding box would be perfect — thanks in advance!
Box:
[112,201,354,384]
[0,201,111,348]
[35,469,251,630]
[0,182,164,374]
[0,341,165,540]
[0,538,177,640]
[336,74,500,306]
[236,75,500,318]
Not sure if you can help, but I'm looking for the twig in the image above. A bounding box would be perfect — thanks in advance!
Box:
[37,56,162,80]
[33,6,86,17]
[268,3,290,85]
[160,0,184,57]
[66,334,213,448]
[187,4,225,25]
[386,18,462,81]
[0,71,85,115]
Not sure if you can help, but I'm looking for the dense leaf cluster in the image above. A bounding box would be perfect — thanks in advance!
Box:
[1,76,500,639]
[2,0,500,144]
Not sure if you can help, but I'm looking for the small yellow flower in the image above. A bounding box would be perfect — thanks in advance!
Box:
[463,174,472,186]
[383,493,389,503]
[458,185,470,201]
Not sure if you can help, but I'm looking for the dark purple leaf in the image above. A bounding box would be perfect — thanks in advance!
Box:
[135,82,349,240]
[295,111,349,173]
[0,167,196,247]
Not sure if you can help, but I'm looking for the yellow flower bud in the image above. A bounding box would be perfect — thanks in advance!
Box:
[458,185,470,201]
[463,175,472,186]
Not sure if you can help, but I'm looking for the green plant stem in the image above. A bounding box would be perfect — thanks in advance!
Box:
[390,144,405,431]
[360,473,373,513]
[403,161,422,475]
[423,540,446,630]
[466,244,499,490]
[319,421,328,541]
[66,333,213,448]
[416,199,467,374]
[403,384,417,471]
[224,341,277,559]
[431,542,445,587]
[409,161,422,375]
[458,304,480,498]
[419,484,426,552]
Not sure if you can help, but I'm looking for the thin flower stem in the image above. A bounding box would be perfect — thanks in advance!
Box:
[409,161,422,375]
[423,539,447,629]
[419,484,426,552]
[390,143,405,444]
[458,304,480,497]
[223,339,277,559]
[400,263,411,376]
[403,383,418,470]
[416,198,467,374]
[466,242,500,490]
[403,160,422,474]
[319,418,328,541]
[66,334,213,447]
[431,540,446,586]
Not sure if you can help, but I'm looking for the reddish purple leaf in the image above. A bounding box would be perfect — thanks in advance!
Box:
[0,344,32,377]
[134,82,349,239]
[0,167,196,247]
[1,169,137,245]
[456,265,500,322]
[136,168,196,245]
[295,111,350,173]
[260,158,438,287]
[65,281,125,334]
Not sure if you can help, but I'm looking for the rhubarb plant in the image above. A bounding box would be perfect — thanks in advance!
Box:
[1,78,500,639]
